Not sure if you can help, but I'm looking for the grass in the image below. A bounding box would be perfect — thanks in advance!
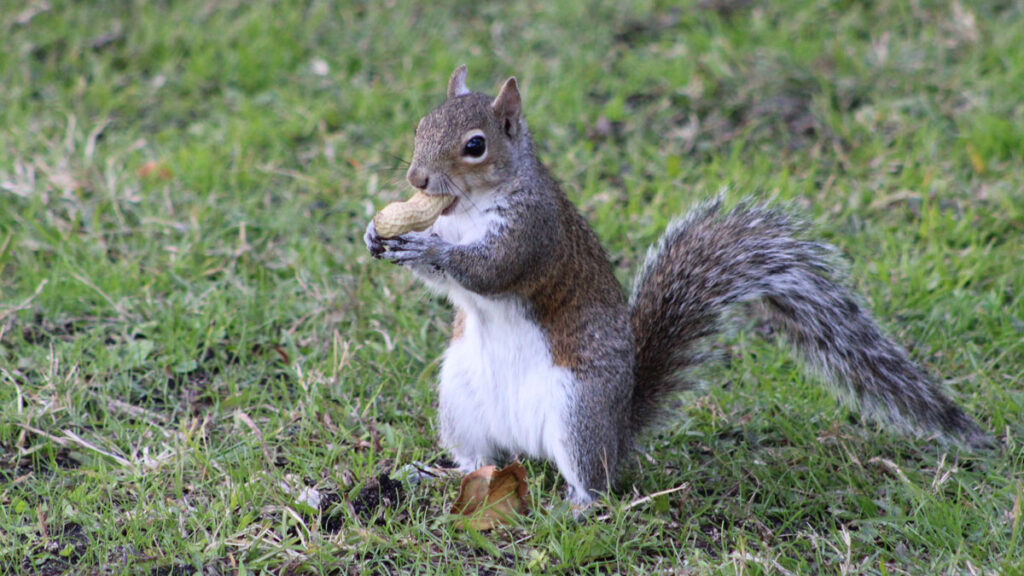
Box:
[1,0,1022,573]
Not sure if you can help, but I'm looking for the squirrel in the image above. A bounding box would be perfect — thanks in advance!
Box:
[363,65,990,506]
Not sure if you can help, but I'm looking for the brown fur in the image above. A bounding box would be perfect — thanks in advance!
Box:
[451,308,466,341]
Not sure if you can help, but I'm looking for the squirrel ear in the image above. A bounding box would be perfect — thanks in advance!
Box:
[447,65,469,99]
[492,77,521,137]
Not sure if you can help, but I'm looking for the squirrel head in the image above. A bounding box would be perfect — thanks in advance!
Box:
[406,65,530,198]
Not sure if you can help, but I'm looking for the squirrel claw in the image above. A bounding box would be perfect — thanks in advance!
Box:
[364,220,387,258]
[376,233,444,267]
[377,236,427,265]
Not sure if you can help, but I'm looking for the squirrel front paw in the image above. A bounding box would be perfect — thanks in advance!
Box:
[365,219,445,268]
[376,231,447,269]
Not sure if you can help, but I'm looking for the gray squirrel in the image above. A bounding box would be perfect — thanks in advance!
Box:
[364,65,989,506]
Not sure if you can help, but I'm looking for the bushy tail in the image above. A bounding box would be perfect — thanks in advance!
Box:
[629,198,989,447]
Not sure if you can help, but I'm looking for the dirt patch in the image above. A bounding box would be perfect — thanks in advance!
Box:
[19,311,92,345]
[1,445,81,483]
[697,0,753,17]
[689,54,834,153]
[19,522,90,576]
[153,340,293,416]
[350,473,405,524]
[584,51,858,161]
[318,490,345,533]
[614,9,681,44]
[300,473,406,533]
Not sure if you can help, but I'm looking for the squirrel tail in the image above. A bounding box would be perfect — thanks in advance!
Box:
[628,197,989,447]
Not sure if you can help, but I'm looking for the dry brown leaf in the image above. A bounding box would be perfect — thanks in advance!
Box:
[451,462,529,530]
[137,161,173,181]
[453,465,495,516]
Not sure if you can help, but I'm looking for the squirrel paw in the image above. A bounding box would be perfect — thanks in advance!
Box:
[365,218,443,266]
[376,232,446,268]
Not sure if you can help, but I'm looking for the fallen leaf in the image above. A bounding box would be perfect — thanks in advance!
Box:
[137,161,173,181]
[453,466,495,514]
[451,462,530,530]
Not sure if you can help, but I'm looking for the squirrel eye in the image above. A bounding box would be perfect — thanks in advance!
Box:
[462,135,486,158]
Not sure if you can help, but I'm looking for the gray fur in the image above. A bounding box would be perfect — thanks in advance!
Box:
[629,196,990,448]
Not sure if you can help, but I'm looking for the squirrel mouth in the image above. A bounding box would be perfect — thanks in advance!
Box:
[441,196,459,216]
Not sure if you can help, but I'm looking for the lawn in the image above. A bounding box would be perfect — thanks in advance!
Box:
[1,0,1022,574]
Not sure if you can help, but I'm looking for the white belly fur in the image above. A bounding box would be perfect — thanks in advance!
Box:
[438,286,574,468]
[417,195,577,482]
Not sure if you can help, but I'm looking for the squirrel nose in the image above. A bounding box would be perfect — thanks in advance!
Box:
[407,167,430,190]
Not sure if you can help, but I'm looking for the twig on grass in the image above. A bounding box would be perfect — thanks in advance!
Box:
[595,482,690,521]
[60,429,133,468]
[37,505,49,540]
[730,551,799,576]
[868,456,912,485]
[17,423,136,470]
[235,410,275,467]
[89,391,169,424]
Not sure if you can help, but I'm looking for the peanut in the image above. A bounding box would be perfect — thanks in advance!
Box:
[373,192,455,238]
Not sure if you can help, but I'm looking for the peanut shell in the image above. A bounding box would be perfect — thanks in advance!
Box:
[373,192,455,238]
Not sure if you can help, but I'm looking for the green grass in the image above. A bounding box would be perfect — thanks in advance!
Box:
[1,0,1022,573]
